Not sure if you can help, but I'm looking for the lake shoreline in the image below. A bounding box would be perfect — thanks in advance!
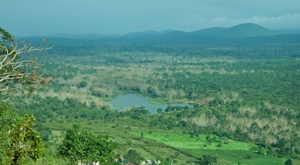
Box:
[108,93,193,113]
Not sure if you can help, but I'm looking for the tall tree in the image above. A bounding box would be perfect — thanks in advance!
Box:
[59,125,116,164]
[0,28,49,164]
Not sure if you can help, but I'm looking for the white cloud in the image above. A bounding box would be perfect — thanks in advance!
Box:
[185,13,300,31]
[247,13,300,29]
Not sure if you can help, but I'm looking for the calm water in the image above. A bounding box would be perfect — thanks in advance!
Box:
[109,93,192,113]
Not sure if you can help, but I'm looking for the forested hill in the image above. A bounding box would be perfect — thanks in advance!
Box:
[107,23,300,45]
[21,23,300,47]
[190,23,272,38]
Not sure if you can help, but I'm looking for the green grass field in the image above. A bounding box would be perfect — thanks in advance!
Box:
[138,132,252,150]
[135,132,296,165]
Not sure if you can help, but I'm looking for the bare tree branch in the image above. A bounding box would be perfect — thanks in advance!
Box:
[0,28,52,100]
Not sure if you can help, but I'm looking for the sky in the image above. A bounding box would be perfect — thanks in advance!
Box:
[1,0,300,37]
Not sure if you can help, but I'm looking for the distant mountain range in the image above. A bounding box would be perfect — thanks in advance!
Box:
[190,23,273,38]
[46,23,299,39]
[22,23,300,46]
[46,33,120,40]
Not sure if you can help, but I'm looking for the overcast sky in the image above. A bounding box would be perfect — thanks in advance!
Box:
[1,0,300,37]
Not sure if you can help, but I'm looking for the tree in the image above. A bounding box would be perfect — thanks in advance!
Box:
[0,27,51,100]
[124,149,144,165]
[0,102,44,165]
[285,159,293,165]
[206,135,213,145]
[59,125,116,164]
[140,132,144,140]
[198,155,218,165]
[78,81,88,88]
[157,108,162,113]
[0,28,49,164]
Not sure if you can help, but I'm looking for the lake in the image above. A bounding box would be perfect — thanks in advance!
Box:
[109,93,193,113]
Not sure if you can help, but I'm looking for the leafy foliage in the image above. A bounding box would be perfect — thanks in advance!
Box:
[0,102,44,165]
[124,149,144,165]
[59,125,116,164]
[199,155,218,165]
[285,158,293,165]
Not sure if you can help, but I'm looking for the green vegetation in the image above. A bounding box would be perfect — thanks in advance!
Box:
[0,28,47,165]
[0,103,44,165]
[59,125,115,164]
[1,27,300,164]
[137,132,252,150]
[137,132,293,164]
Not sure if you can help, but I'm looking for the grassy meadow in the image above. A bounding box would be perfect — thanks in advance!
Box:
[133,132,298,165]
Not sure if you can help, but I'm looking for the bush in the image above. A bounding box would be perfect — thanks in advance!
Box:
[245,155,252,159]
[78,81,88,88]
[217,142,222,147]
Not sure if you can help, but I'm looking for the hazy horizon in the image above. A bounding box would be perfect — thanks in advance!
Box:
[1,0,300,37]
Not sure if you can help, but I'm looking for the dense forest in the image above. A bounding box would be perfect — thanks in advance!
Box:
[1,25,300,164]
